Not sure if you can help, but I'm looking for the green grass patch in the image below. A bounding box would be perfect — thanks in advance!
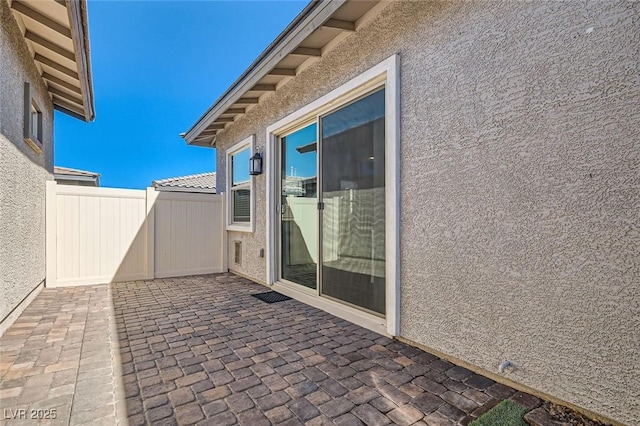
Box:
[469,399,530,426]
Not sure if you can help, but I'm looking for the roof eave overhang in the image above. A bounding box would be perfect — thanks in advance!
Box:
[9,0,95,122]
[182,0,348,146]
[66,0,95,122]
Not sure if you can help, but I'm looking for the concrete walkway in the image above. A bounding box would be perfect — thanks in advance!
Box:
[1,274,542,425]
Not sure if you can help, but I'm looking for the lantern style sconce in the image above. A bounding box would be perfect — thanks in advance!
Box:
[249,151,263,175]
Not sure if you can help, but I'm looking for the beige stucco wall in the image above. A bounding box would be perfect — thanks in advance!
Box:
[0,0,54,327]
[213,1,639,423]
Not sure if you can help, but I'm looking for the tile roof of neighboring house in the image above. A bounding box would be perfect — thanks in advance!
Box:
[152,172,216,193]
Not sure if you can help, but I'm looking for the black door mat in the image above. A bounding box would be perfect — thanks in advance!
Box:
[252,291,292,303]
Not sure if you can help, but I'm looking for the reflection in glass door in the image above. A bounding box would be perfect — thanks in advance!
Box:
[280,124,318,289]
[320,89,386,315]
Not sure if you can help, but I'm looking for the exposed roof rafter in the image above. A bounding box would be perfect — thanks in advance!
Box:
[9,0,95,121]
[25,30,75,61]
[291,47,322,57]
[269,68,297,76]
[35,53,79,79]
[183,0,387,147]
[322,18,355,31]
[251,84,277,92]
[236,97,260,104]
[52,96,85,117]
[43,72,82,94]
[208,124,227,130]
[48,86,83,105]
[11,0,72,39]
[221,108,246,115]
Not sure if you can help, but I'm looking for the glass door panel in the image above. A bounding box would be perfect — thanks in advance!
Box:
[320,89,386,315]
[280,124,318,289]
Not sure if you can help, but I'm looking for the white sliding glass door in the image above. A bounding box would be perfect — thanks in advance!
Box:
[279,124,318,290]
[319,89,386,315]
[277,89,386,316]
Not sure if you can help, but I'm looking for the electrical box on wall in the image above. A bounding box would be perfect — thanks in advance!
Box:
[234,241,241,265]
[259,248,264,258]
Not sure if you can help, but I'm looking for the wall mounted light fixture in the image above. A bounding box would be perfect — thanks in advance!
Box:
[249,151,263,175]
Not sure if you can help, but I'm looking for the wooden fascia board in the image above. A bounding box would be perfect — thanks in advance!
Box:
[66,0,95,121]
[183,0,348,144]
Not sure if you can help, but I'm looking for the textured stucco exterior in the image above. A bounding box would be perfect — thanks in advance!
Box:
[211,1,639,424]
[1,0,54,328]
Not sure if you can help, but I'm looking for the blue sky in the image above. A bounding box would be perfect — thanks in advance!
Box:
[54,0,307,189]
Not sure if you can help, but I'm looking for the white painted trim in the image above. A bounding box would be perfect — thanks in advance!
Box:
[265,54,401,336]
[385,53,401,336]
[226,135,255,233]
[265,131,276,285]
[45,180,57,287]
[227,223,253,233]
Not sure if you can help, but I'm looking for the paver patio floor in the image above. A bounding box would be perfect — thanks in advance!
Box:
[1,273,542,425]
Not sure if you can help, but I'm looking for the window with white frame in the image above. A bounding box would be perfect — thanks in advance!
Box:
[23,82,43,154]
[226,135,255,231]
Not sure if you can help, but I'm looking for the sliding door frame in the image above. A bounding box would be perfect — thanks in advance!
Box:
[275,121,319,295]
[266,54,400,336]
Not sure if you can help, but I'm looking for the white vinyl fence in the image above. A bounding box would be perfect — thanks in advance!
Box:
[46,182,225,287]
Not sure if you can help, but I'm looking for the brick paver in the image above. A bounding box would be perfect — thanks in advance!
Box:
[1,273,540,425]
[0,285,123,425]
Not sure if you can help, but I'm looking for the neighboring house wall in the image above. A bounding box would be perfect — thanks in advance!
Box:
[213,1,639,424]
[0,1,54,329]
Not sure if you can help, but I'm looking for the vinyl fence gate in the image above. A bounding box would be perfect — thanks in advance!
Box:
[45,182,226,287]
